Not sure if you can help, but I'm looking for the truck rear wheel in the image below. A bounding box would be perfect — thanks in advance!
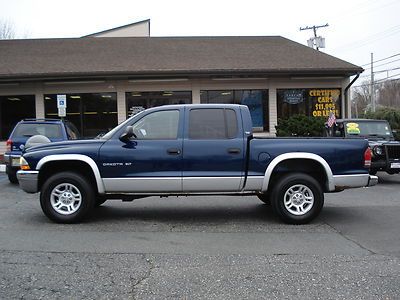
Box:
[270,173,324,224]
[40,172,95,223]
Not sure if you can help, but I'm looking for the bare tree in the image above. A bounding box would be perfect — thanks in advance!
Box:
[0,19,16,39]
[351,81,371,117]
[377,79,400,108]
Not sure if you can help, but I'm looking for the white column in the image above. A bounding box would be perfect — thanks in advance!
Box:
[269,87,277,136]
[191,81,201,104]
[117,89,126,124]
[35,90,45,118]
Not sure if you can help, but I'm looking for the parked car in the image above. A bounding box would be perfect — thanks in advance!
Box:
[17,105,377,224]
[4,118,80,183]
[325,119,400,175]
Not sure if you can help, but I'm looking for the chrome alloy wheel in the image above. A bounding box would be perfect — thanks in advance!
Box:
[50,183,82,215]
[283,184,314,216]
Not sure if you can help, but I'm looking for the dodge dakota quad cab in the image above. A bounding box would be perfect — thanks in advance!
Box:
[326,119,400,175]
[17,104,378,224]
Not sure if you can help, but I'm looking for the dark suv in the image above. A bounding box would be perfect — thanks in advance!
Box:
[326,119,400,175]
[4,119,80,183]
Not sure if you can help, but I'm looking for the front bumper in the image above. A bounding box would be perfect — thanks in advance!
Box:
[17,170,39,193]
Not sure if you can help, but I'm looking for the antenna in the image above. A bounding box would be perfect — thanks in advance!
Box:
[300,23,329,50]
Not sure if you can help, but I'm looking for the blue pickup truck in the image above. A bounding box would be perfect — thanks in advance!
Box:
[17,104,377,224]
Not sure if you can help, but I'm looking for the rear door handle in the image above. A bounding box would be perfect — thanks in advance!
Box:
[167,148,181,155]
[228,148,241,154]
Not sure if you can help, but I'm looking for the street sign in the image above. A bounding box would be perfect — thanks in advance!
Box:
[57,94,67,108]
[58,107,66,117]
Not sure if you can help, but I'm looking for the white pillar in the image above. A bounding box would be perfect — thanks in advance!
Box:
[35,90,45,119]
[192,81,201,104]
[269,87,277,136]
[117,89,126,124]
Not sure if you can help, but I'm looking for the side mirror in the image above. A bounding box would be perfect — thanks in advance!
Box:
[119,126,136,143]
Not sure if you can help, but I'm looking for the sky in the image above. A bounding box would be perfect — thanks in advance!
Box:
[1,0,399,85]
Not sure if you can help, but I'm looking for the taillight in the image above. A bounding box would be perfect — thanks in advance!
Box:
[364,147,372,168]
[6,139,12,152]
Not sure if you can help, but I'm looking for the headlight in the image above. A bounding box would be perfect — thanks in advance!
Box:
[19,157,31,170]
[373,146,383,156]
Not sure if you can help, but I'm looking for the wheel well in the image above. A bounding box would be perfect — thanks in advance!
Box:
[38,160,98,192]
[268,159,328,192]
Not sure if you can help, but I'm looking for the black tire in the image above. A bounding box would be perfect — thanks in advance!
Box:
[40,172,95,223]
[270,173,324,225]
[257,193,270,205]
[8,172,18,184]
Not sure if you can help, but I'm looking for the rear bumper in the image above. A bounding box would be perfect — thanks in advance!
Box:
[333,174,378,191]
[17,170,39,193]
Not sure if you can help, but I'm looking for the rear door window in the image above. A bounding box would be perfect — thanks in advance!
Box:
[189,108,238,139]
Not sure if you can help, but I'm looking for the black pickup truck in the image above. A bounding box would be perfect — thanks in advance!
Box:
[326,118,400,175]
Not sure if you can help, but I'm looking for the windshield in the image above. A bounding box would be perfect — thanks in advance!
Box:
[344,121,393,138]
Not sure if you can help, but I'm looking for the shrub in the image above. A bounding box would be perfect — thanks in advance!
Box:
[275,115,326,137]
[365,107,400,140]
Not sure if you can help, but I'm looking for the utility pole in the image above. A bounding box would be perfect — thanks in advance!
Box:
[300,23,329,50]
[370,53,376,112]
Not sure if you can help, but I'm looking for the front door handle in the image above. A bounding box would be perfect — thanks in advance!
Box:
[167,148,181,155]
[228,148,241,154]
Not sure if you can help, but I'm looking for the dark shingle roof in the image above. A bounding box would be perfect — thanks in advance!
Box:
[0,36,363,81]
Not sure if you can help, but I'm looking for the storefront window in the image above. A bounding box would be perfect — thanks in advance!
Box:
[44,93,117,138]
[200,90,269,131]
[0,95,36,140]
[277,88,341,120]
[125,91,191,117]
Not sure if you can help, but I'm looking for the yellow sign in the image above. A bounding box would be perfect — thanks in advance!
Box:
[310,89,340,117]
[346,122,360,134]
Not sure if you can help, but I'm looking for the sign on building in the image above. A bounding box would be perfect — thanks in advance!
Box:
[57,95,67,117]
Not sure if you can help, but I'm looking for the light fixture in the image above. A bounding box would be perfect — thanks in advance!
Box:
[221,92,231,96]
[44,80,105,85]
[163,91,174,96]
[101,95,113,98]
[70,95,81,99]
[131,92,142,97]
[212,77,267,81]
[128,78,188,83]
[290,76,344,80]
[8,97,21,101]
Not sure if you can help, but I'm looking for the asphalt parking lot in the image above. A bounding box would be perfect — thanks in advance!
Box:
[0,172,400,299]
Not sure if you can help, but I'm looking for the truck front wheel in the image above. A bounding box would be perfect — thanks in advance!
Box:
[270,173,324,224]
[40,172,95,223]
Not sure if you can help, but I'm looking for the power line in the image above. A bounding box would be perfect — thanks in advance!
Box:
[363,58,400,70]
[352,77,400,89]
[374,72,400,84]
[374,67,400,74]
[358,66,400,77]
[360,53,400,67]
[334,25,400,52]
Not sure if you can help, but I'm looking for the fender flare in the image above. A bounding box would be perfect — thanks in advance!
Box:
[36,154,105,194]
[261,152,335,192]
